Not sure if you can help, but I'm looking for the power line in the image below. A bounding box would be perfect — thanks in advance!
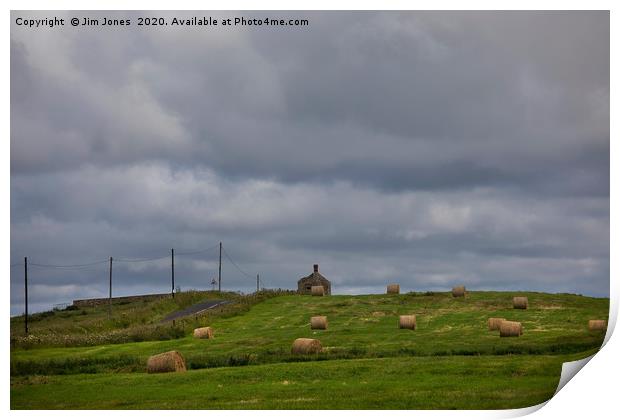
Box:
[29,259,109,268]
[175,244,220,256]
[29,265,105,272]
[10,242,265,296]
[114,254,169,263]
[10,243,220,269]
[222,247,253,278]
[116,244,220,262]
[221,246,254,280]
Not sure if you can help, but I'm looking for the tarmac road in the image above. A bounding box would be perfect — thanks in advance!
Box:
[161,299,230,323]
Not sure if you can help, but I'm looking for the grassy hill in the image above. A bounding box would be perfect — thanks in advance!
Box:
[10,290,609,409]
[10,290,280,348]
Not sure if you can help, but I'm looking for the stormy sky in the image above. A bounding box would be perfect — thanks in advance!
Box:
[10,11,609,314]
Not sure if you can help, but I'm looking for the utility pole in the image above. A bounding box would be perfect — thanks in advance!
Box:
[108,257,113,318]
[218,242,222,292]
[257,274,260,293]
[24,256,28,336]
[171,248,175,298]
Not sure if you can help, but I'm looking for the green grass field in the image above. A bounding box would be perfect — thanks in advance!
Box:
[10,290,608,409]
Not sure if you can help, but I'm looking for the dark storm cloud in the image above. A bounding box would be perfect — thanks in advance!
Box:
[10,11,609,314]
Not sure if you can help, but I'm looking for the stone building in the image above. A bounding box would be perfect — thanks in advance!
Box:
[297,264,331,295]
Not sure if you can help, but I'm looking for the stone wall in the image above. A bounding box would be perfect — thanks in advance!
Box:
[297,277,332,295]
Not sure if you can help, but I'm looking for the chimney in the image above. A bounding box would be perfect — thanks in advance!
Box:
[313,264,319,273]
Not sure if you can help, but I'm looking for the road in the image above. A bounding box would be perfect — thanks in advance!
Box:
[161,299,230,323]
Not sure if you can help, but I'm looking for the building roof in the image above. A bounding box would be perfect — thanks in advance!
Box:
[297,271,330,285]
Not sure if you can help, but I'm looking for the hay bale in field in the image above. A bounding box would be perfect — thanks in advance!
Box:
[387,284,400,294]
[146,350,186,373]
[193,326,214,339]
[499,321,522,337]
[310,316,328,330]
[399,315,417,330]
[311,285,325,296]
[291,338,322,354]
[488,317,506,331]
[513,296,528,309]
[588,320,607,331]
[452,285,466,297]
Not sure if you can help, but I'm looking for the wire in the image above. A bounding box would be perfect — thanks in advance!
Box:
[223,247,253,278]
[12,243,220,268]
[222,246,255,279]
[10,243,264,291]
[29,259,109,268]
[174,244,220,256]
[113,245,220,263]
[29,264,105,272]
[115,254,169,263]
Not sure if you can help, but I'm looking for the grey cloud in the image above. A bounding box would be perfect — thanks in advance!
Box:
[11,12,609,194]
[10,11,609,314]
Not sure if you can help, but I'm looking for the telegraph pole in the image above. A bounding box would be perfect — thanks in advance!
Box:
[257,274,260,292]
[218,242,222,292]
[24,256,28,336]
[171,248,175,298]
[108,257,113,317]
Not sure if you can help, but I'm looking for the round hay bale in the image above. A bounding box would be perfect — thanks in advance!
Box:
[291,338,322,354]
[310,316,328,330]
[399,315,417,330]
[387,284,400,294]
[311,285,325,296]
[588,320,607,331]
[146,350,186,373]
[193,326,214,339]
[513,296,528,309]
[499,321,523,337]
[488,317,506,331]
[452,285,466,297]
